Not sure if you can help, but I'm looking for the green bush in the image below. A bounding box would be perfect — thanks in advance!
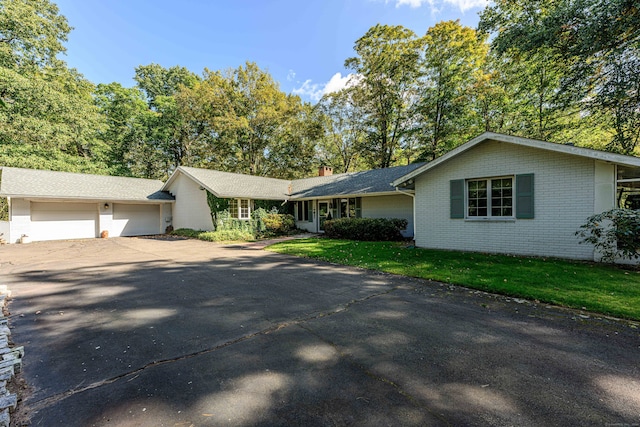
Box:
[172,228,202,238]
[324,217,408,241]
[576,208,640,263]
[263,213,296,235]
[199,229,255,242]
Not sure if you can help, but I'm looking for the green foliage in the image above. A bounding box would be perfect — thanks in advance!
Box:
[0,0,71,69]
[416,20,489,160]
[0,143,110,174]
[268,239,640,321]
[315,88,367,173]
[323,217,408,241]
[0,197,7,221]
[171,228,202,238]
[479,0,640,154]
[576,209,640,263]
[262,213,296,235]
[345,24,423,168]
[198,229,255,242]
[205,191,229,230]
[171,227,254,242]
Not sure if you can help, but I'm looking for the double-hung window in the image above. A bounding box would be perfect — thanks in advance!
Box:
[467,177,513,218]
[296,201,312,222]
[229,199,251,220]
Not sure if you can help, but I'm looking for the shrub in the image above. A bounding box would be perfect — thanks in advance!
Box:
[172,228,202,238]
[324,217,408,241]
[576,208,640,263]
[262,213,296,235]
[198,229,255,242]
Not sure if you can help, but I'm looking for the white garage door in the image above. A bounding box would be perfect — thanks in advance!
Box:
[31,202,98,241]
[112,204,160,236]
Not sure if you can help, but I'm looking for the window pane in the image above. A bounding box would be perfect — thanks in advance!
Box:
[468,179,488,217]
[489,178,513,217]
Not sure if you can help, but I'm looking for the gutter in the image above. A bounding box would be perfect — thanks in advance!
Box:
[394,187,416,239]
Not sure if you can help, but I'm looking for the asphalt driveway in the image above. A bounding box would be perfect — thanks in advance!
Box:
[1,237,639,426]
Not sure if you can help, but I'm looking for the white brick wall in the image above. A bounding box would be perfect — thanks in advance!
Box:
[167,174,214,231]
[414,140,599,260]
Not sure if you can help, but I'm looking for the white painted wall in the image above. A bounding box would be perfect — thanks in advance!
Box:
[361,194,414,237]
[9,198,31,243]
[594,161,615,214]
[166,174,214,231]
[0,221,9,244]
[414,140,600,260]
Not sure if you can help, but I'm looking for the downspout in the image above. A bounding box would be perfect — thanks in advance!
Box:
[395,187,416,240]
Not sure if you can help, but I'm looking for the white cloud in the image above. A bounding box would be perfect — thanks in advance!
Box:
[389,0,488,12]
[292,79,324,101]
[286,69,296,82]
[392,0,433,8]
[443,0,488,12]
[292,73,360,102]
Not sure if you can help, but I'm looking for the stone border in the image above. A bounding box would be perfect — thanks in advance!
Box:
[0,285,23,427]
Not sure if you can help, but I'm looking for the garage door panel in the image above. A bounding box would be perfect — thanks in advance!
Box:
[30,202,98,241]
[113,204,160,236]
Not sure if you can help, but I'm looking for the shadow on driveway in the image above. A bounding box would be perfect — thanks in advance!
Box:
[1,237,639,426]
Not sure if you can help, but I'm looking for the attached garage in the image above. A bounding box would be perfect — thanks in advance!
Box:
[112,203,160,236]
[30,202,98,241]
[0,167,174,243]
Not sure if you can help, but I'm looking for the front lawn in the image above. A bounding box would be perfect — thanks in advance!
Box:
[266,238,640,321]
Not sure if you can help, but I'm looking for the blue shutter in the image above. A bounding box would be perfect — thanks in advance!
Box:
[450,179,465,219]
[516,174,534,219]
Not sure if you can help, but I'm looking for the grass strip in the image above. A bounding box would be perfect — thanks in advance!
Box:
[267,238,640,321]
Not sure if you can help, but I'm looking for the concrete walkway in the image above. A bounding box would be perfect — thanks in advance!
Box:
[0,237,639,426]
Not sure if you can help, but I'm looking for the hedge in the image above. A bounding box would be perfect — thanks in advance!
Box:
[323,217,408,241]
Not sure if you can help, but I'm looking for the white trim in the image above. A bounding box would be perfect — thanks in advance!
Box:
[393,132,640,187]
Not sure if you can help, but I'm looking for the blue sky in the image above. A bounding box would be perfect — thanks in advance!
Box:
[54,0,488,102]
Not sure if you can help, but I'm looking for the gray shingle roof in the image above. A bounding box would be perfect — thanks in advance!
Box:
[0,167,174,202]
[166,167,291,200]
[290,163,426,199]
[164,164,426,201]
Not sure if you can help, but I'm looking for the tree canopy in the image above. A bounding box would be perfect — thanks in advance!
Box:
[0,0,637,180]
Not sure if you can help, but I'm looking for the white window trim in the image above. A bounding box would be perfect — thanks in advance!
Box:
[466,176,515,220]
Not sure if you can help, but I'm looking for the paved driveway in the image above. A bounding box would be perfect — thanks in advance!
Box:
[1,237,639,426]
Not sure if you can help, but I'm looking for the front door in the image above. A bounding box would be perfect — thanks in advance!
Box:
[318,201,330,231]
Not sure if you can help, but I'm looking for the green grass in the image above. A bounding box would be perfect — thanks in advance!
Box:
[266,238,640,321]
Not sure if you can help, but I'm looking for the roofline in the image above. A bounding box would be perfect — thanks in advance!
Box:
[392,132,640,187]
[1,194,174,203]
[289,190,407,200]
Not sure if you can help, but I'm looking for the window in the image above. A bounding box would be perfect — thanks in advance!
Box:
[338,197,361,218]
[467,177,513,218]
[229,199,251,220]
[451,175,533,220]
[296,201,312,222]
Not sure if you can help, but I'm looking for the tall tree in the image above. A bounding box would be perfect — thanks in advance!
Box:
[415,20,488,160]
[133,64,199,171]
[345,24,423,168]
[479,0,640,154]
[315,88,367,173]
[0,0,108,173]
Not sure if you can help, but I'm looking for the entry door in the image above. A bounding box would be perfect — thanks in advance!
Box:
[318,201,330,231]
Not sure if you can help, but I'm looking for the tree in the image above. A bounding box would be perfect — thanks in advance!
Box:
[345,24,423,168]
[0,0,109,173]
[315,88,367,173]
[479,0,640,154]
[0,0,71,70]
[415,20,488,160]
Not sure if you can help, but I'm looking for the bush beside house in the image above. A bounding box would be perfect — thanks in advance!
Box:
[324,217,408,241]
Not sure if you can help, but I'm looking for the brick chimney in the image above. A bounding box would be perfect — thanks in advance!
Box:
[319,166,333,177]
